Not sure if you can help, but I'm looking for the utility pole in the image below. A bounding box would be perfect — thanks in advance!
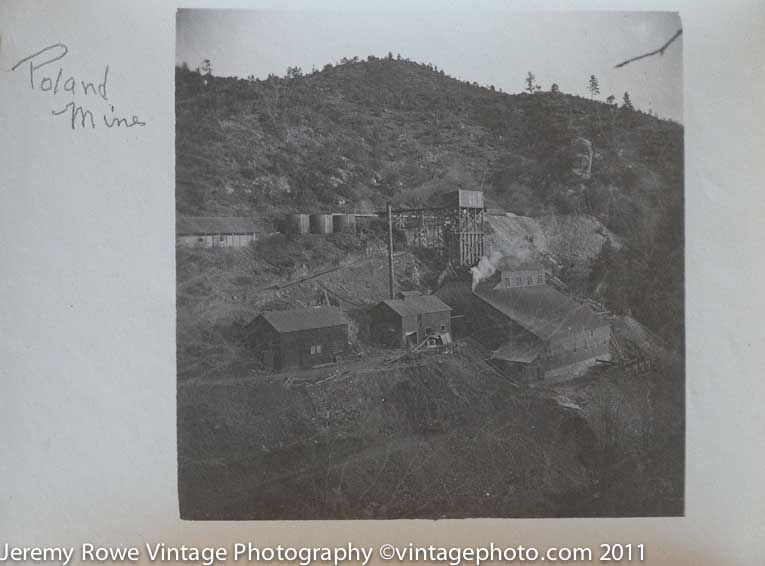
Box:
[387,202,395,299]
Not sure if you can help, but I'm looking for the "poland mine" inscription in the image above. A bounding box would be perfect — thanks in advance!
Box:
[11,43,146,130]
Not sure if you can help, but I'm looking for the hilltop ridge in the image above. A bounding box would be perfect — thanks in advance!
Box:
[176,57,681,231]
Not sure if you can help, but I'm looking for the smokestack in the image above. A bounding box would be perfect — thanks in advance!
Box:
[387,202,395,299]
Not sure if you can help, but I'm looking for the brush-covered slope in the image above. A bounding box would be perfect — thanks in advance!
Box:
[176,57,681,230]
[176,56,684,345]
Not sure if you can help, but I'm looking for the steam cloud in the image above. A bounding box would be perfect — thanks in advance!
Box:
[470,250,503,290]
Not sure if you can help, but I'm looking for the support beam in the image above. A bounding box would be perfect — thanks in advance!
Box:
[387,202,395,299]
[378,200,484,268]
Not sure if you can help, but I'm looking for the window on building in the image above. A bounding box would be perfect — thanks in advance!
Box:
[219,235,225,242]
[310,344,323,355]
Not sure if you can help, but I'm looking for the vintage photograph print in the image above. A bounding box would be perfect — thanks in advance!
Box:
[176,9,684,520]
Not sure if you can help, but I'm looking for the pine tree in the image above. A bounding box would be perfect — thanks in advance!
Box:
[588,75,600,98]
[622,91,634,110]
[525,72,540,94]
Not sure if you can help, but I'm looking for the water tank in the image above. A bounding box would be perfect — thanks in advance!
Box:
[285,213,309,234]
[332,213,356,233]
[309,213,333,234]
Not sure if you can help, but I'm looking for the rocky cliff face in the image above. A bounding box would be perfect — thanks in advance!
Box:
[485,212,618,267]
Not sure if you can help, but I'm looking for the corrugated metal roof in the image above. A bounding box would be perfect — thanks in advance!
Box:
[176,217,258,235]
[259,307,349,333]
[380,294,452,317]
[474,281,607,341]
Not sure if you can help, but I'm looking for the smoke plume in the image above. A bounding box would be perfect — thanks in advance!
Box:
[470,250,503,290]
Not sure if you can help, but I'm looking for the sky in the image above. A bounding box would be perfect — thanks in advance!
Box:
[176,9,683,123]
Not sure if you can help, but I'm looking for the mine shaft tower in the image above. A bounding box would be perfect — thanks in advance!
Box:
[385,189,485,268]
[443,189,485,267]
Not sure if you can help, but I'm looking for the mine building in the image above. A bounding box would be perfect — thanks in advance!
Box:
[443,189,485,267]
[371,292,452,348]
[382,189,485,268]
[245,307,349,370]
[176,217,258,248]
[497,259,547,288]
[436,261,610,382]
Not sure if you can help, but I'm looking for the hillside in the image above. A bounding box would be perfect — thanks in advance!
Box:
[176,57,683,346]
[176,49,684,522]
[176,57,682,228]
[179,315,682,520]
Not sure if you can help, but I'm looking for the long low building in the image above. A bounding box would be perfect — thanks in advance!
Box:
[436,262,610,383]
[176,217,258,248]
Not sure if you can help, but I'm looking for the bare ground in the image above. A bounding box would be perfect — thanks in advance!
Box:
[176,239,683,519]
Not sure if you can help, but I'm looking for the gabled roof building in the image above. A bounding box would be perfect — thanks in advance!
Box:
[436,265,611,382]
[371,292,452,348]
[245,307,349,370]
[176,217,259,248]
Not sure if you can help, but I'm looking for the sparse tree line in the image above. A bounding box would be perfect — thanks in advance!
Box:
[525,71,637,112]
[181,56,646,117]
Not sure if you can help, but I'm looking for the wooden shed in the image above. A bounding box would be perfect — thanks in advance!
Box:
[176,217,258,248]
[371,293,452,348]
[245,307,349,370]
